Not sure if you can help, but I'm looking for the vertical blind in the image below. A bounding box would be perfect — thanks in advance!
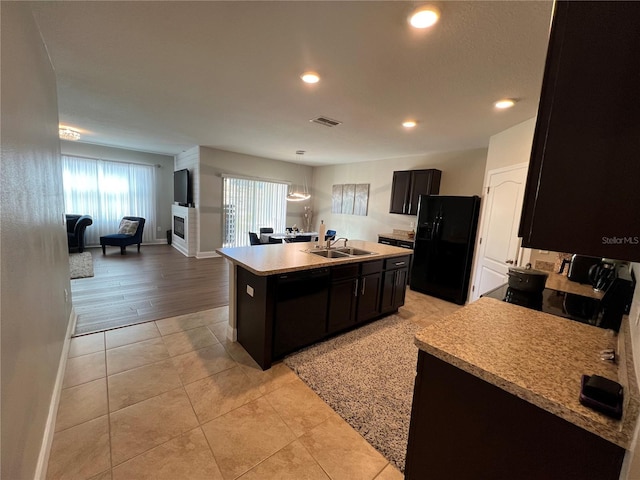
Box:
[62,155,157,245]
[223,176,288,247]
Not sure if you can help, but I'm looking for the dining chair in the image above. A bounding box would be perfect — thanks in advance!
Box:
[259,227,274,235]
[248,232,261,245]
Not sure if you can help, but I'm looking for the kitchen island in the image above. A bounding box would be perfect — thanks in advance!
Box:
[405,297,639,479]
[216,240,412,369]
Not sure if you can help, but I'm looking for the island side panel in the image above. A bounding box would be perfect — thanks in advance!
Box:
[227,260,237,341]
[405,351,625,480]
[236,266,275,370]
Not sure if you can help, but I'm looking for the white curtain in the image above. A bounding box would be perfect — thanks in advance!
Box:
[223,176,288,247]
[62,155,157,245]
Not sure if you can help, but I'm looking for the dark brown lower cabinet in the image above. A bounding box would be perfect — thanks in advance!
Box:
[327,264,359,334]
[380,256,410,314]
[356,260,383,323]
[236,258,408,370]
[405,351,625,480]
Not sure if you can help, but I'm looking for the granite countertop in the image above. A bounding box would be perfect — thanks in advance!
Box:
[545,272,605,300]
[414,297,639,449]
[378,230,415,242]
[216,239,410,276]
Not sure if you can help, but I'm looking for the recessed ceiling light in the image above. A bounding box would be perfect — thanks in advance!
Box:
[59,126,81,141]
[301,72,320,84]
[402,120,417,128]
[409,6,440,29]
[494,99,516,109]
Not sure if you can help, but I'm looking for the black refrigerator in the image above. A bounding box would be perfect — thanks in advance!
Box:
[410,195,481,305]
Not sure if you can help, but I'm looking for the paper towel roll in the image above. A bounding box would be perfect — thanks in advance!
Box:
[318,220,326,243]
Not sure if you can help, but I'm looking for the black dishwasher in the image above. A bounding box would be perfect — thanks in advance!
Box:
[273,267,329,358]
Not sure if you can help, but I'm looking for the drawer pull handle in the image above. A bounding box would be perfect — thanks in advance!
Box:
[395,261,406,266]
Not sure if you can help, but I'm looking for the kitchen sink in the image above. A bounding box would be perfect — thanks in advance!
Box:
[334,247,376,256]
[305,247,377,259]
[307,249,350,258]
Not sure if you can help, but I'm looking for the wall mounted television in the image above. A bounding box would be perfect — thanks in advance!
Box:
[174,169,192,207]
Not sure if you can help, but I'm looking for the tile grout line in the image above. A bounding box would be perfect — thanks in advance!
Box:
[103,331,114,480]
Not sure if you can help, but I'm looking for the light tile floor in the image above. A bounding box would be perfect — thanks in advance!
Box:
[47,291,460,480]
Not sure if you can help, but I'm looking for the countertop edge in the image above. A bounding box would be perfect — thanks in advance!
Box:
[414,298,640,450]
[413,336,633,449]
[216,240,412,276]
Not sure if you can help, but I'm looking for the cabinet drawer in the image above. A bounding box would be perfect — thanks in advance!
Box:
[361,259,383,275]
[378,237,395,246]
[397,241,414,249]
[331,263,359,281]
[384,255,411,270]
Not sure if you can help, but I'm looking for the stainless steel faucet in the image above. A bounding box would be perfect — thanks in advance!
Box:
[327,237,348,249]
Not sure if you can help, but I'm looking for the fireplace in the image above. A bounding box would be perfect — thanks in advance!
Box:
[174,215,185,239]
[171,204,196,257]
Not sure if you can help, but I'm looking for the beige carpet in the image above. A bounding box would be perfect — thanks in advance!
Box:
[284,314,420,472]
[69,252,94,279]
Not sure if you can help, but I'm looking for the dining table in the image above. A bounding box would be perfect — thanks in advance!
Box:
[259,231,319,243]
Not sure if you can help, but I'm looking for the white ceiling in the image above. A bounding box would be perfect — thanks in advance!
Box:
[30,1,554,166]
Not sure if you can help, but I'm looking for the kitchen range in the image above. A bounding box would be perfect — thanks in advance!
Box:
[483,260,635,332]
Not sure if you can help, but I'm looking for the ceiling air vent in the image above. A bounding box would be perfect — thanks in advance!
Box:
[310,116,342,127]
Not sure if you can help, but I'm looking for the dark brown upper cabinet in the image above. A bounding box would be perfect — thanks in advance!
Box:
[519,1,640,262]
[389,169,441,215]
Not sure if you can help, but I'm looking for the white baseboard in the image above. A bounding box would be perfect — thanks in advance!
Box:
[196,251,220,259]
[228,325,237,342]
[34,307,77,480]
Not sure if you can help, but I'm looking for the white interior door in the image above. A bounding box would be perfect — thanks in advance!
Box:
[470,164,529,301]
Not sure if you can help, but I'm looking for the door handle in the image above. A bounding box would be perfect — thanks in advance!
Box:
[361,277,366,295]
[505,259,514,264]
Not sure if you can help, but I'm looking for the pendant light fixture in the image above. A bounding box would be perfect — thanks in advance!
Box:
[286,150,311,202]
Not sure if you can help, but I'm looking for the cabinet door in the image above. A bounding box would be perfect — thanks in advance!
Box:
[356,272,381,322]
[393,267,408,309]
[519,1,640,261]
[380,270,397,314]
[381,267,409,313]
[327,278,358,334]
[408,170,441,215]
[389,171,411,214]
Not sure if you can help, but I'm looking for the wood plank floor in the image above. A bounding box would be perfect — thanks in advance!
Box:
[72,245,229,335]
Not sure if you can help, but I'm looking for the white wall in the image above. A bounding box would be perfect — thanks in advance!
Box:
[311,148,487,243]
[1,4,71,478]
[485,117,537,172]
[62,141,175,241]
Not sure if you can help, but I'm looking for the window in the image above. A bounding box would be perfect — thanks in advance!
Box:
[223,176,288,247]
[62,155,156,245]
